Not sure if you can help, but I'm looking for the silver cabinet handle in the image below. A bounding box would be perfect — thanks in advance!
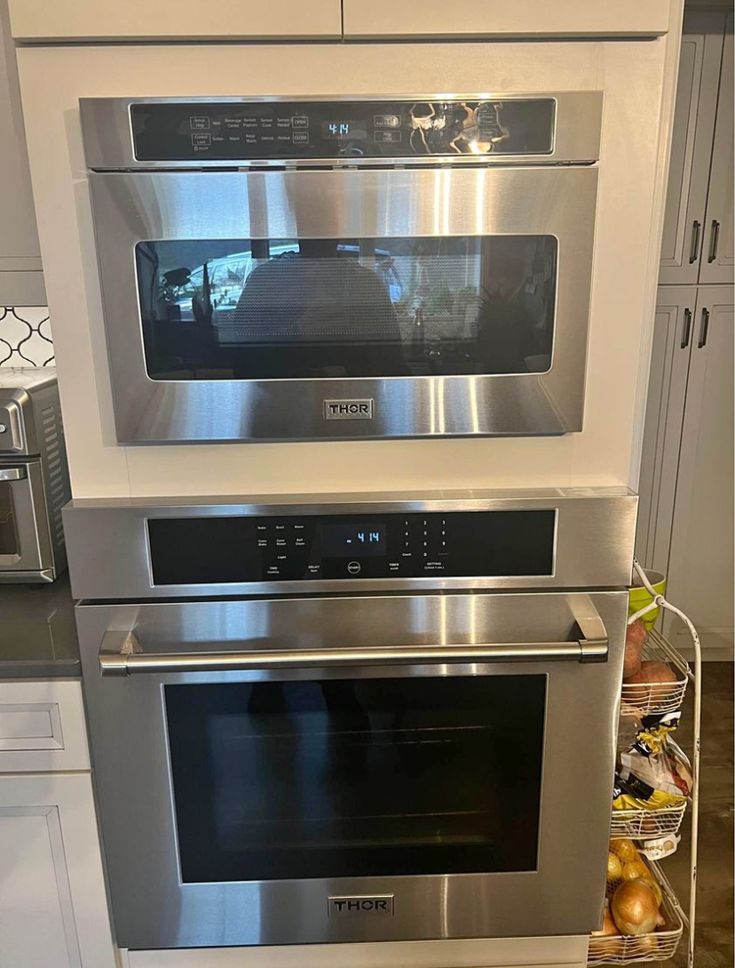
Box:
[0,467,27,482]
[99,623,608,676]
[697,307,710,348]
[708,219,720,263]
[689,220,701,263]
[681,308,693,349]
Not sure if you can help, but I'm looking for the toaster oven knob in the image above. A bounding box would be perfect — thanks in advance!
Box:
[0,424,6,434]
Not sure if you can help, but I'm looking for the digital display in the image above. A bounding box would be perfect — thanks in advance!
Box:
[322,522,386,557]
[321,121,367,140]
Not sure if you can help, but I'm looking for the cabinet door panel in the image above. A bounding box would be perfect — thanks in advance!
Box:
[342,0,671,38]
[8,0,342,41]
[659,24,723,284]
[635,288,696,574]
[665,287,734,655]
[0,773,117,968]
[700,22,733,285]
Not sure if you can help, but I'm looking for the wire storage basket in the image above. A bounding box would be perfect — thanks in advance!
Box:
[588,863,684,965]
[620,629,690,715]
[610,800,687,840]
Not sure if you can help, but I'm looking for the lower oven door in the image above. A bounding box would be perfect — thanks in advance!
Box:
[77,590,626,950]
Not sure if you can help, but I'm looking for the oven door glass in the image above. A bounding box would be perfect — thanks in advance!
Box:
[164,674,545,883]
[136,236,557,379]
[0,480,19,558]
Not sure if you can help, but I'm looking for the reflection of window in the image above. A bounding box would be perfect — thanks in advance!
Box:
[135,236,557,380]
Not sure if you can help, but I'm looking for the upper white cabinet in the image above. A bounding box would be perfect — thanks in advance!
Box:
[342,0,672,39]
[660,13,732,284]
[8,0,342,41]
[700,18,733,285]
[0,0,44,303]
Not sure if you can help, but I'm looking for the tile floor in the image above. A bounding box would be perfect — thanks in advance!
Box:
[655,662,733,967]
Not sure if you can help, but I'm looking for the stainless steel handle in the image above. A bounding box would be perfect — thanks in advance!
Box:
[689,220,701,263]
[99,621,608,676]
[707,219,720,263]
[0,467,27,482]
[697,307,710,348]
[680,308,693,349]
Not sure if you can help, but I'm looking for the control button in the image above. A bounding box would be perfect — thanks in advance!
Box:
[347,561,361,575]
[374,114,401,128]
[292,116,309,128]
[0,424,6,435]
[274,523,285,531]
[189,116,211,130]
[257,538,268,548]
[295,537,306,548]
[307,564,320,575]
[275,538,287,547]
[191,133,212,148]
[292,131,310,144]
[374,130,402,144]
[256,524,268,532]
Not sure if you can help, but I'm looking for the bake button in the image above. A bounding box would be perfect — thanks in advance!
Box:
[347,561,361,575]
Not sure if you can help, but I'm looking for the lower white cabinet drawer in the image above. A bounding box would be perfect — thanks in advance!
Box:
[0,680,89,772]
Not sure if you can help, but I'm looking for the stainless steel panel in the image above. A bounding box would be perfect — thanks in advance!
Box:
[76,589,627,948]
[87,165,596,442]
[64,489,637,599]
[97,600,608,674]
[80,93,602,170]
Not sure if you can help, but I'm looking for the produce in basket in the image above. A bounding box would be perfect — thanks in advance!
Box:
[623,619,647,679]
[610,878,660,935]
[607,851,623,882]
[591,907,618,937]
[610,838,638,864]
[623,660,678,704]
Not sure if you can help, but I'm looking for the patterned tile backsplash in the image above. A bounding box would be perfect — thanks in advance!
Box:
[0,306,54,367]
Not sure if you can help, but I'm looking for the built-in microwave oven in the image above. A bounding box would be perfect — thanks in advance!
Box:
[80,94,601,443]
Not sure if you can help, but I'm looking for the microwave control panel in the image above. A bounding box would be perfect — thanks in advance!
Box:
[147,510,556,585]
[130,99,555,162]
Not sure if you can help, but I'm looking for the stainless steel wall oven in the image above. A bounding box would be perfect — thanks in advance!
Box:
[80,94,601,443]
[67,489,634,952]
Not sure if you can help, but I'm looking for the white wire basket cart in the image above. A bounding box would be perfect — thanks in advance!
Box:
[590,560,702,967]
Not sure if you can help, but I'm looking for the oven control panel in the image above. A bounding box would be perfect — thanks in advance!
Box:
[147,510,555,585]
[130,99,555,162]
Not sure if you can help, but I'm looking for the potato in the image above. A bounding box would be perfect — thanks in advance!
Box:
[623,619,647,678]
[623,660,678,705]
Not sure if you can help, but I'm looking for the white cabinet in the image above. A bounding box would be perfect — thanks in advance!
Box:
[659,22,722,284]
[0,679,90,772]
[0,0,44,303]
[665,287,734,655]
[8,0,342,41]
[0,771,117,968]
[700,19,733,285]
[637,286,734,657]
[342,0,671,39]
[636,288,697,575]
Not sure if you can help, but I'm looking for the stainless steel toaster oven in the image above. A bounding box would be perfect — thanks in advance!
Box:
[0,369,70,582]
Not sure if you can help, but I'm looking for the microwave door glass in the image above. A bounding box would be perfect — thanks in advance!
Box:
[136,236,557,380]
[164,674,545,883]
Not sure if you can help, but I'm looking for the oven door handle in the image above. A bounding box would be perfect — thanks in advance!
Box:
[98,615,608,676]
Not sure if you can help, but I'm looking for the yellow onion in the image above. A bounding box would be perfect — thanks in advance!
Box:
[607,851,624,882]
[639,875,664,907]
[611,879,660,935]
[591,909,618,937]
[611,839,638,863]
[622,859,650,881]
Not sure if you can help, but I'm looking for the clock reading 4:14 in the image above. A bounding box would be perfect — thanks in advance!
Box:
[326,122,351,136]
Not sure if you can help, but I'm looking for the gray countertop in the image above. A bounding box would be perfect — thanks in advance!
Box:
[0,573,80,678]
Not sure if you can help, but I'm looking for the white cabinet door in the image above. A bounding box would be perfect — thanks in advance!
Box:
[700,20,733,285]
[8,0,342,41]
[0,772,117,968]
[665,286,734,656]
[635,287,697,574]
[659,17,724,285]
[342,0,671,38]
